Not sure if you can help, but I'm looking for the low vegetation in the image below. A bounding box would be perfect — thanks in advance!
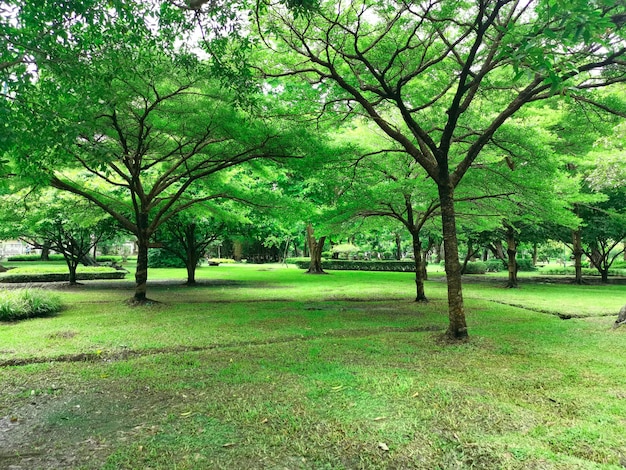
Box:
[0,288,63,321]
[0,265,625,469]
[0,265,127,283]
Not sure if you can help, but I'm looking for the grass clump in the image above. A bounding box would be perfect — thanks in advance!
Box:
[0,288,63,321]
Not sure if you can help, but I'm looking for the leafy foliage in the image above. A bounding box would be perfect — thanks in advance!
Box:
[0,288,62,321]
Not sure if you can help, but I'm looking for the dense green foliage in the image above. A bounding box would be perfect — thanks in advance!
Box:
[0,288,62,321]
[147,249,187,269]
[0,266,126,283]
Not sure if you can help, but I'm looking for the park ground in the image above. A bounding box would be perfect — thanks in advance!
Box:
[1,264,625,469]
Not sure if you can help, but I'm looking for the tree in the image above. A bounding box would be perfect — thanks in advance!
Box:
[154,212,224,285]
[11,28,304,302]
[0,189,116,284]
[255,0,626,339]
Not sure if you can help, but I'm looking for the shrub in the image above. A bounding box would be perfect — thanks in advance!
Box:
[147,249,185,268]
[0,288,63,321]
[484,259,505,272]
[7,254,66,262]
[517,258,537,272]
[285,257,315,265]
[463,262,487,274]
[292,259,416,272]
[0,266,126,283]
[95,255,124,262]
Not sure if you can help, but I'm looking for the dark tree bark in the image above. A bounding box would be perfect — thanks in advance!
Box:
[305,224,326,274]
[505,224,518,288]
[438,184,467,340]
[134,213,150,302]
[572,229,584,284]
[410,229,428,302]
[395,232,402,260]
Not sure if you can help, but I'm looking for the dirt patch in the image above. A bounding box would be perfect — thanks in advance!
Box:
[0,384,174,469]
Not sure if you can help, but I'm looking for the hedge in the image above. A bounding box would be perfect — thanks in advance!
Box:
[0,270,127,283]
[7,254,66,262]
[292,259,417,272]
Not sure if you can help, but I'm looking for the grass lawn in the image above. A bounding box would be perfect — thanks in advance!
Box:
[1,264,625,469]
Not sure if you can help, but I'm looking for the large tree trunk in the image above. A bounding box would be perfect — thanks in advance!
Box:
[40,243,50,261]
[438,184,468,340]
[410,230,428,302]
[67,261,78,285]
[186,262,197,285]
[505,225,518,288]
[572,229,584,284]
[305,224,326,274]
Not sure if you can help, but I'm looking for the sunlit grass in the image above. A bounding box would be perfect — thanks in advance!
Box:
[1,266,625,469]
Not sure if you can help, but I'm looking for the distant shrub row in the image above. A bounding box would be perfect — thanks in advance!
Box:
[541,266,626,277]
[288,258,543,274]
[0,267,126,283]
[0,288,63,321]
[291,259,417,272]
[6,254,135,262]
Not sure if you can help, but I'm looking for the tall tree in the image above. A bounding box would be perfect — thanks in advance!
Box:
[255,0,626,339]
[10,29,303,302]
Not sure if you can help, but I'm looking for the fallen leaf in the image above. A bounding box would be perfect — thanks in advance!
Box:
[373,416,386,421]
[10,416,18,423]
[180,411,193,417]
[260,418,268,424]
[411,392,419,398]
[378,442,389,451]
[222,442,236,448]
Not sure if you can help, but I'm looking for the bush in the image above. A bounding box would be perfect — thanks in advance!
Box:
[7,254,66,262]
[463,262,487,274]
[285,257,314,265]
[147,249,185,268]
[0,266,126,283]
[0,288,63,321]
[484,259,505,272]
[292,259,417,272]
[517,258,537,272]
[95,255,124,262]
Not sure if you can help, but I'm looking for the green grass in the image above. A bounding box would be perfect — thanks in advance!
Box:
[1,265,625,469]
[0,288,63,321]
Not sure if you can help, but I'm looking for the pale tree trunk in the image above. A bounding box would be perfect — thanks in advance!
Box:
[410,230,428,302]
[505,224,518,288]
[438,184,468,340]
[572,229,584,284]
[305,224,326,274]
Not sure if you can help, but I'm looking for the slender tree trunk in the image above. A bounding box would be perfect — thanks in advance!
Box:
[411,230,428,302]
[438,184,468,340]
[460,239,474,275]
[505,225,518,288]
[532,243,538,266]
[395,233,402,260]
[572,229,584,284]
[305,224,326,274]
